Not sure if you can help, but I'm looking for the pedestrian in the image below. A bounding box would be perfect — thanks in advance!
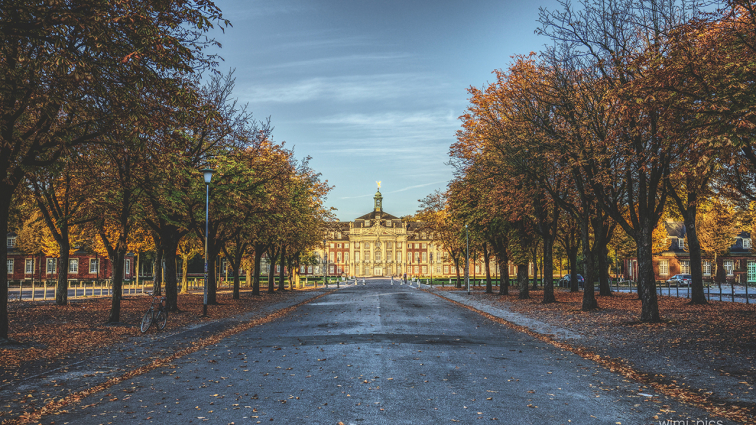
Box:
[403,272,407,285]
[390,275,394,285]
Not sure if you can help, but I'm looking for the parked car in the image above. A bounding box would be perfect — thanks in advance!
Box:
[558,274,585,288]
[666,274,692,287]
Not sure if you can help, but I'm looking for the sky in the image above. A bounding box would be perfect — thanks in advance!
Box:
[206,0,560,221]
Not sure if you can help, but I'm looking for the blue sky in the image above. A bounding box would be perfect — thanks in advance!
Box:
[207,0,558,220]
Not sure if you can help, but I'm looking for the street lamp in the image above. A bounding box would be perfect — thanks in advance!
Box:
[202,167,213,317]
[430,252,433,286]
[465,224,470,295]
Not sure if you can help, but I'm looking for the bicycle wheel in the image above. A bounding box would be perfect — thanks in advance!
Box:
[155,309,168,330]
[140,310,153,333]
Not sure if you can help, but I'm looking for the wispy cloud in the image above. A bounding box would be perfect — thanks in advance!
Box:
[239,73,449,104]
[387,180,449,194]
[339,180,449,200]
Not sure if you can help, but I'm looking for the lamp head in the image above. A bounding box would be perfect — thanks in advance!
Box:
[202,168,214,184]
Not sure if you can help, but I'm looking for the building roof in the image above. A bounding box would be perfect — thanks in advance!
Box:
[355,210,399,221]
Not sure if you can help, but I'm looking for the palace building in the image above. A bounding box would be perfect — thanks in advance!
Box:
[300,187,450,278]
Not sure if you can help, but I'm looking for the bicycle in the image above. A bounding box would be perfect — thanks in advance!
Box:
[140,292,168,333]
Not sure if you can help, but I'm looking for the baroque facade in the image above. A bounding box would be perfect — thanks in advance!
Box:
[301,188,451,278]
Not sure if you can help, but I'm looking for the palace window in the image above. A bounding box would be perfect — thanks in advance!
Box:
[330,243,335,248]
[337,243,341,248]
[90,259,99,274]
[422,252,427,262]
[375,251,381,262]
[300,265,306,273]
[355,252,360,262]
[69,259,79,274]
[396,242,401,248]
[337,252,342,262]
[407,253,411,263]
[422,266,427,274]
[25,259,34,274]
[355,242,360,248]
[724,260,734,276]
[7,236,16,248]
[703,260,711,275]
[415,252,420,262]
[46,258,56,274]
[345,252,349,262]
[7,259,13,274]
[658,259,669,276]
[444,265,449,274]
[744,238,752,250]
[330,266,335,274]
[678,238,685,250]
[680,260,690,274]
[329,252,335,262]
[365,220,370,226]
[308,265,312,273]
[396,252,401,262]
[422,243,426,249]
[345,243,349,248]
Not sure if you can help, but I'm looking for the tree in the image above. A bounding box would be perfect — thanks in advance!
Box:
[177,235,202,293]
[417,191,466,288]
[536,0,704,321]
[698,198,739,288]
[0,0,228,338]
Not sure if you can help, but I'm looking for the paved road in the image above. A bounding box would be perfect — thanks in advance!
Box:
[44,278,715,424]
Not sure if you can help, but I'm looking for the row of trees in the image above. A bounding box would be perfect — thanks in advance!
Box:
[0,2,331,339]
[426,0,756,322]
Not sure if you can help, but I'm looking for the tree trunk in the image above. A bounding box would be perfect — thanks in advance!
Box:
[542,237,556,304]
[454,259,462,288]
[206,242,222,304]
[484,243,492,294]
[0,200,10,338]
[268,253,277,293]
[568,246,579,292]
[181,254,190,293]
[56,240,71,305]
[636,225,661,322]
[160,226,184,311]
[278,246,286,291]
[107,249,125,323]
[580,210,598,311]
[683,209,707,304]
[517,264,529,299]
[531,247,539,291]
[163,247,179,311]
[252,248,263,296]
[499,253,509,295]
[152,244,163,296]
[231,249,244,299]
[598,239,612,296]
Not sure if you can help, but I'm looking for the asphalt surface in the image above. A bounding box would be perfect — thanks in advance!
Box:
[41,278,718,425]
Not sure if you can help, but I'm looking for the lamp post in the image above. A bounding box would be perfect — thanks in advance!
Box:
[323,238,327,287]
[465,224,470,295]
[202,167,213,317]
[430,252,433,286]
